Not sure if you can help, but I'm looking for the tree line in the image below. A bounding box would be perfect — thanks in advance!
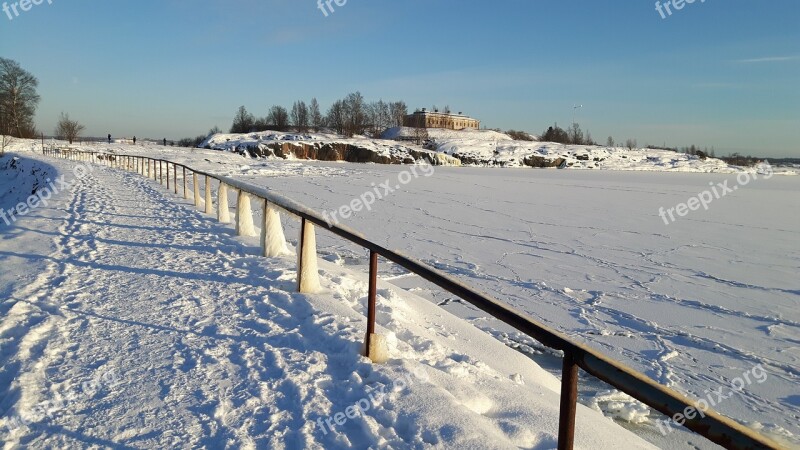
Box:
[539,123,602,147]
[540,122,639,150]
[228,93,408,137]
[644,143,716,159]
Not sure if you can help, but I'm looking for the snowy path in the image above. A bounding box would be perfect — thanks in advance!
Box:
[2,159,347,448]
[0,154,658,449]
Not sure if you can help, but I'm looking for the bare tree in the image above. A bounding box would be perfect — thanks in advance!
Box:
[343,92,367,136]
[0,103,8,143]
[625,138,637,150]
[309,98,324,132]
[367,99,391,137]
[568,123,584,145]
[326,100,346,135]
[230,106,255,133]
[291,100,309,133]
[268,105,289,131]
[390,101,407,128]
[412,110,428,145]
[55,112,85,144]
[606,136,615,147]
[377,100,390,135]
[0,58,40,138]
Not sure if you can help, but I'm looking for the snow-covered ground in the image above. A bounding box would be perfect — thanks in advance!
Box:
[2,140,798,449]
[0,148,663,448]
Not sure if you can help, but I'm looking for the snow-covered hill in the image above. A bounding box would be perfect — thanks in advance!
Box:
[192,128,771,173]
[200,131,462,166]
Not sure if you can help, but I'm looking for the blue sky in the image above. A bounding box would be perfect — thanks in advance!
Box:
[1,0,798,156]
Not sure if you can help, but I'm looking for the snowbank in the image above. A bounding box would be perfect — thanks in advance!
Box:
[433,138,744,172]
[197,129,771,173]
[0,151,58,222]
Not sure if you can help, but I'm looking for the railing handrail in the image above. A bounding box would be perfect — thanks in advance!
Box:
[43,148,784,450]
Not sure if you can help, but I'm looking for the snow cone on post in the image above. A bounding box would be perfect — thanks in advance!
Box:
[296,219,321,293]
[261,201,290,258]
[217,183,230,223]
[235,191,256,237]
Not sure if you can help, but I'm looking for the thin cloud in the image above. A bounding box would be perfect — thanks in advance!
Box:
[735,55,800,63]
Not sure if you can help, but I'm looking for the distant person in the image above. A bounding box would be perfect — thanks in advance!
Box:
[133,136,137,145]
[163,138,167,146]
[108,133,112,144]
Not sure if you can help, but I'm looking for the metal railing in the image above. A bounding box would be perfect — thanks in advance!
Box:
[43,148,784,450]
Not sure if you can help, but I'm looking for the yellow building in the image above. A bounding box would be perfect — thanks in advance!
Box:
[403,109,480,130]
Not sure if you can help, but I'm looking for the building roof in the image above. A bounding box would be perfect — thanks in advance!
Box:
[409,109,476,119]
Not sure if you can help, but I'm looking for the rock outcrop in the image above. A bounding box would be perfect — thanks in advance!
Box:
[522,155,567,168]
[248,142,460,166]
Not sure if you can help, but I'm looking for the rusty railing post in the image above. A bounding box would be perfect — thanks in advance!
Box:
[558,352,579,450]
[174,164,178,194]
[297,218,307,290]
[365,250,378,358]
[259,197,267,246]
[183,167,187,198]
[159,160,163,185]
[166,162,170,190]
